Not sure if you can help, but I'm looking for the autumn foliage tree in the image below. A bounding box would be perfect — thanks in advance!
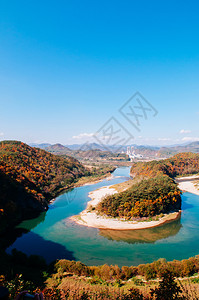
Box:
[130,152,199,179]
[97,152,199,220]
[0,141,87,231]
[97,175,181,219]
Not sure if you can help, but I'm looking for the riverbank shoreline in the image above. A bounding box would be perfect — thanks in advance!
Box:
[49,172,115,205]
[176,175,199,195]
[70,185,181,230]
[74,173,115,188]
[69,170,199,231]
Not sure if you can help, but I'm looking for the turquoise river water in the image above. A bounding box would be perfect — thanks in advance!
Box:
[6,167,199,267]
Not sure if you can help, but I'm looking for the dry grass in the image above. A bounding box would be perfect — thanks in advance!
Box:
[179,279,199,299]
[46,273,199,300]
[110,179,135,193]
[54,276,150,299]
[110,175,145,193]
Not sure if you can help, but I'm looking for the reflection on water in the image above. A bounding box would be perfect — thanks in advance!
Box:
[99,217,182,244]
[50,188,78,209]
[5,167,199,267]
[0,212,47,250]
[16,212,47,231]
[6,231,76,263]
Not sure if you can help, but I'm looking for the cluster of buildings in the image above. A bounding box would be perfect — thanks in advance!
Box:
[126,146,143,161]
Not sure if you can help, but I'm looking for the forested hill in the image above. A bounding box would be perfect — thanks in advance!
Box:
[130,152,199,178]
[0,141,87,232]
[97,175,181,219]
[97,153,198,219]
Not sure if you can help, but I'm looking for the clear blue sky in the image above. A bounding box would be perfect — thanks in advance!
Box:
[0,0,199,146]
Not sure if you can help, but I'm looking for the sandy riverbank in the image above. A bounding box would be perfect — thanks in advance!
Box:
[70,186,180,230]
[176,175,199,196]
[74,173,115,188]
[82,175,114,186]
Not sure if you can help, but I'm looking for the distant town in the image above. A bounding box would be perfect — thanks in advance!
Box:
[125,146,143,161]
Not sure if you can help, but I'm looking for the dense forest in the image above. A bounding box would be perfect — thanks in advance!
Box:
[97,175,181,218]
[96,153,199,219]
[0,141,116,232]
[0,141,87,231]
[130,152,199,178]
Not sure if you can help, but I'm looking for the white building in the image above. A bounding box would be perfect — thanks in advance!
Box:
[126,146,143,161]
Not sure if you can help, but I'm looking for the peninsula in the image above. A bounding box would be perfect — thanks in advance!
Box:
[70,185,181,230]
[71,152,199,230]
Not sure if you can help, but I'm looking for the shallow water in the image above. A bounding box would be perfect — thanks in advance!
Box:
[6,167,199,267]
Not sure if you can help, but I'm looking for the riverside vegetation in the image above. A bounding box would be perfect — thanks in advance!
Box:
[1,252,199,299]
[1,144,199,298]
[0,141,115,233]
[97,153,199,221]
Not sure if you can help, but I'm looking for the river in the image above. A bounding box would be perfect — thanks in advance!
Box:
[6,167,199,267]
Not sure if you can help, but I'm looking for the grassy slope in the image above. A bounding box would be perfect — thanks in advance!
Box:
[44,258,199,299]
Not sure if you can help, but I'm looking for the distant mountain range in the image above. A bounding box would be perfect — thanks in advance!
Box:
[45,143,72,155]
[29,143,52,149]
[157,141,199,157]
[30,142,158,152]
[39,143,129,162]
[30,141,199,158]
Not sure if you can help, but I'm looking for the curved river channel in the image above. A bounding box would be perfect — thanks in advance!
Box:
[6,167,199,267]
